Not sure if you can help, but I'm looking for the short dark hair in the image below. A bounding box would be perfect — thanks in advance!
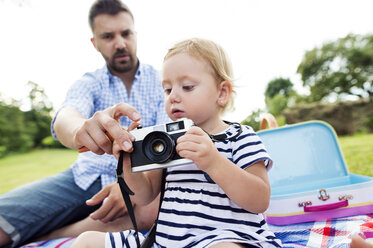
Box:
[88,0,134,30]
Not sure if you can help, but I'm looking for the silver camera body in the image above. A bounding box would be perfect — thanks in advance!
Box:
[130,118,194,172]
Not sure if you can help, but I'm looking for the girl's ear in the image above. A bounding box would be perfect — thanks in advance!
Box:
[217,81,232,107]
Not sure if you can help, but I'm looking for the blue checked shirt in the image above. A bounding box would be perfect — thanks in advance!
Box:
[51,62,170,190]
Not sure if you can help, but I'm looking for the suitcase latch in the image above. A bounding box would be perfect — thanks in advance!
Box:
[318,189,330,201]
[298,201,312,207]
[338,194,353,201]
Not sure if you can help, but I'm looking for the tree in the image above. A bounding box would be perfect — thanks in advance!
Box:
[297,33,373,102]
[0,81,55,156]
[27,81,53,113]
[0,101,34,155]
[24,81,53,147]
[241,108,263,131]
[265,77,294,99]
[264,77,296,115]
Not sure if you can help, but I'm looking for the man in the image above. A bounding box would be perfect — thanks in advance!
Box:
[0,0,168,247]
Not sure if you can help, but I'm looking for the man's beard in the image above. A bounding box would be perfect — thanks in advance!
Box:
[107,50,137,73]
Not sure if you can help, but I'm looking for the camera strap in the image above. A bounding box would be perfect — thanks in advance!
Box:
[116,151,167,248]
[116,151,140,247]
[206,121,243,142]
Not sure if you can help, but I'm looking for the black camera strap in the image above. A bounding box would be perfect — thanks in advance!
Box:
[205,121,243,142]
[116,151,167,248]
[116,151,140,247]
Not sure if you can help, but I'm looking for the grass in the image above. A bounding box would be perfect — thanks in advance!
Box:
[0,133,372,194]
[0,149,77,194]
[339,133,373,177]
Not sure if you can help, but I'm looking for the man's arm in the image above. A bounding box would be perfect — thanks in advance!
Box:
[53,103,141,155]
[53,107,86,149]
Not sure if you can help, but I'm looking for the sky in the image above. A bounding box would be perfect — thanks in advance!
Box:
[0,0,372,122]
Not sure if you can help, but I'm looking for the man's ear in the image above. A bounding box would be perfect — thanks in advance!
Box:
[90,37,97,50]
[217,81,232,107]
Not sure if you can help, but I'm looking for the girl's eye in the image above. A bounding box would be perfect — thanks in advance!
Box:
[164,88,171,95]
[183,85,194,91]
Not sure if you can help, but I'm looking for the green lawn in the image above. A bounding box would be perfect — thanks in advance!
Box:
[0,149,77,194]
[339,133,373,177]
[0,133,372,194]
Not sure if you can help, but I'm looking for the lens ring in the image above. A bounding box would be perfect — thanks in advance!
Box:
[142,131,175,163]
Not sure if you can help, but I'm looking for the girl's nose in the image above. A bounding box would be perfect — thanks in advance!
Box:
[169,89,181,103]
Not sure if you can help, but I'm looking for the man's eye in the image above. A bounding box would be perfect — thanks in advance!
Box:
[102,34,112,39]
[122,30,131,37]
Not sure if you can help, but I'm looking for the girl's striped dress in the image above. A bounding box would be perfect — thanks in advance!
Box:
[105,124,282,248]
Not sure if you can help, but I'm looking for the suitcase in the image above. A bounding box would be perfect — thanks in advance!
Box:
[257,121,373,225]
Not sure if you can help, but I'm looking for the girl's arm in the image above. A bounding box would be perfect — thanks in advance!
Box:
[205,158,270,213]
[176,126,270,213]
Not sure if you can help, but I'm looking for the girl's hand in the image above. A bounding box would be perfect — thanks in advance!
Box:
[176,126,221,172]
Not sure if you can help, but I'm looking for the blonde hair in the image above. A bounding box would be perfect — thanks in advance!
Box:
[164,38,235,113]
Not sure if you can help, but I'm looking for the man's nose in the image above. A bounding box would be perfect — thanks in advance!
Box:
[114,36,127,50]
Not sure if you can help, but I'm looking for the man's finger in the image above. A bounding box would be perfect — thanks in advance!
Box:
[89,200,112,221]
[111,103,141,122]
[86,188,109,206]
[100,206,120,223]
[78,131,113,153]
[128,122,141,132]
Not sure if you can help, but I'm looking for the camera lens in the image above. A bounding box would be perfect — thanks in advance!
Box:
[152,141,165,153]
[142,131,175,163]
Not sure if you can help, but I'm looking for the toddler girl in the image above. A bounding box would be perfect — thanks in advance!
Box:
[71,38,282,248]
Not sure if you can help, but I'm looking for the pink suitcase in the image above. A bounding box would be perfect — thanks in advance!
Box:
[257,121,373,225]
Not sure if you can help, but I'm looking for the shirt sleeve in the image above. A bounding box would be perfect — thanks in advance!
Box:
[231,125,273,171]
[51,73,98,139]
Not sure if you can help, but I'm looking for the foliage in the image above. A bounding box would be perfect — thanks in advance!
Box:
[265,94,289,116]
[283,98,373,135]
[25,81,53,147]
[0,81,54,157]
[27,81,53,113]
[41,136,64,148]
[264,77,298,116]
[297,33,373,102]
[265,77,294,99]
[241,108,263,131]
[0,102,34,155]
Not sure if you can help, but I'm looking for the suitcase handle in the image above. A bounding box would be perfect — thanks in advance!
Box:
[304,200,348,212]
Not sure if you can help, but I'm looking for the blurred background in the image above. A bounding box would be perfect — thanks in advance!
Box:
[0,0,372,191]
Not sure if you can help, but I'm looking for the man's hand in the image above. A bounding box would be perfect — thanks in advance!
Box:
[86,183,134,223]
[54,103,141,155]
[73,103,141,155]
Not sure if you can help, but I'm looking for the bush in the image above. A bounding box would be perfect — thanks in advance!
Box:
[0,103,35,153]
[41,136,65,148]
[241,109,263,131]
[283,99,373,135]
[0,146,6,158]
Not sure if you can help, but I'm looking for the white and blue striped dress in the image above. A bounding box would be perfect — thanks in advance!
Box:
[105,125,282,248]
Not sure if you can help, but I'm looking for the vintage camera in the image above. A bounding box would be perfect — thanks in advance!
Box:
[130,118,194,172]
